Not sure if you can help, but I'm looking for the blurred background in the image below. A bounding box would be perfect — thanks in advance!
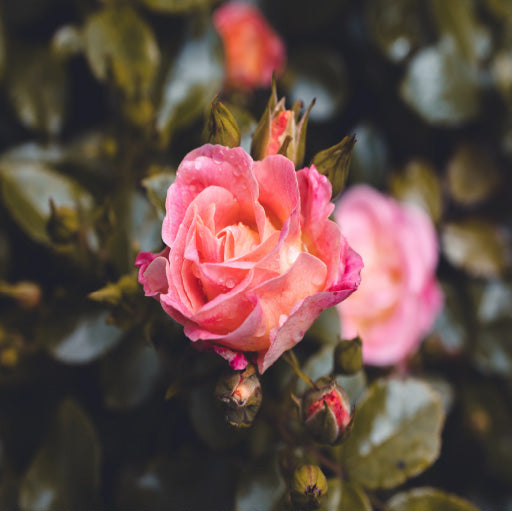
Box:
[0,0,511,509]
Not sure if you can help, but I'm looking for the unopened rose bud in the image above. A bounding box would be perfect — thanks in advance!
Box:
[334,337,362,375]
[215,364,262,428]
[203,96,241,148]
[302,378,353,445]
[251,80,313,167]
[47,199,80,244]
[290,465,328,510]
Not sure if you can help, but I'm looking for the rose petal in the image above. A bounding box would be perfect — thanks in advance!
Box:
[163,145,266,246]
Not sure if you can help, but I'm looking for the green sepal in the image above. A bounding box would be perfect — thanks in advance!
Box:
[311,134,356,200]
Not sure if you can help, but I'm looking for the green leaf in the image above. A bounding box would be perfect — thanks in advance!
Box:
[472,320,512,377]
[311,135,356,200]
[366,0,427,62]
[387,487,478,510]
[0,160,94,245]
[441,219,509,278]
[400,42,480,126]
[390,159,443,223]
[188,382,242,451]
[203,96,241,148]
[446,144,500,206]
[116,450,235,510]
[461,382,512,483]
[19,399,101,510]
[131,192,163,253]
[342,378,444,489]
[235,453,286,511]
[473,279,512,324]
[6,47,67,136]
[349,123,389,188]
[83,5,160,98]
[101,330,163,410]
[39,309,124,365]
[285,47,349,123]
[141,170,176,219]
[432,0,490,64]
[155,27,223,145]
[138,0,220,14]
[339,481,372,511]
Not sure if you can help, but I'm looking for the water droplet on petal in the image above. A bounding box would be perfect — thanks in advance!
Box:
[312,272,325,287]
[286,245,301,266]
[226,278,236,289]
[255,323,267,337]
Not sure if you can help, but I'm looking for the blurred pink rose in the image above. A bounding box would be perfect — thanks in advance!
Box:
[136,144,362,373]
[213,2,286,90]
[335,185,443,366]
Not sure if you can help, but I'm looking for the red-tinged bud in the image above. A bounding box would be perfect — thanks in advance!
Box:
[215,364,262,428]
[302,378,353,445]
[290,465,328,510]
[251,79,314,168]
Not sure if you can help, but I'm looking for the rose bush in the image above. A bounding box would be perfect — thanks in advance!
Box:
[213,2,286,90]
[335,185,443,366]
[136,144,362,373]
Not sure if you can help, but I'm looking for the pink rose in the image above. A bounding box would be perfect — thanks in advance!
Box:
[213,2,286,90]
[335,185,443,366]
[335,185,443,365]
[136,144,362,373]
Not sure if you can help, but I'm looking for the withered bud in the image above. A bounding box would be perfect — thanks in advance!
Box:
[334,336,363,375]
[215,364,262,428]
[302,378,353,445]
[290,465,328,510]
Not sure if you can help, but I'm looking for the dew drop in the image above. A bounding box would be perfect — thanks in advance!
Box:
[232,167,242,177]
[255,324,267,337]
[312,273,325,287]
[226,278,236,289]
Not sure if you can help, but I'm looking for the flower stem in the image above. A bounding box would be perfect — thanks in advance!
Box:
[283,350,316,389]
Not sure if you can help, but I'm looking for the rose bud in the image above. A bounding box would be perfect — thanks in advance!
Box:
[290,465,328,510]
[333,336,362,375]
[251,81,313,168]
[213,2,285,90]
[302,378,352,445]
[47,199,80,244]
[335,185,443,366]
[203,96,241,148]
[215,364,262,428]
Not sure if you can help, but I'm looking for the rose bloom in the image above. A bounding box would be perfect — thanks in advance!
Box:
[335,185,443,366]
[213,2,286,90]
[136,144,362,373]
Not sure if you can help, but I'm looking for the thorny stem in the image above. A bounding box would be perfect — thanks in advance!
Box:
[283,350,316,389]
